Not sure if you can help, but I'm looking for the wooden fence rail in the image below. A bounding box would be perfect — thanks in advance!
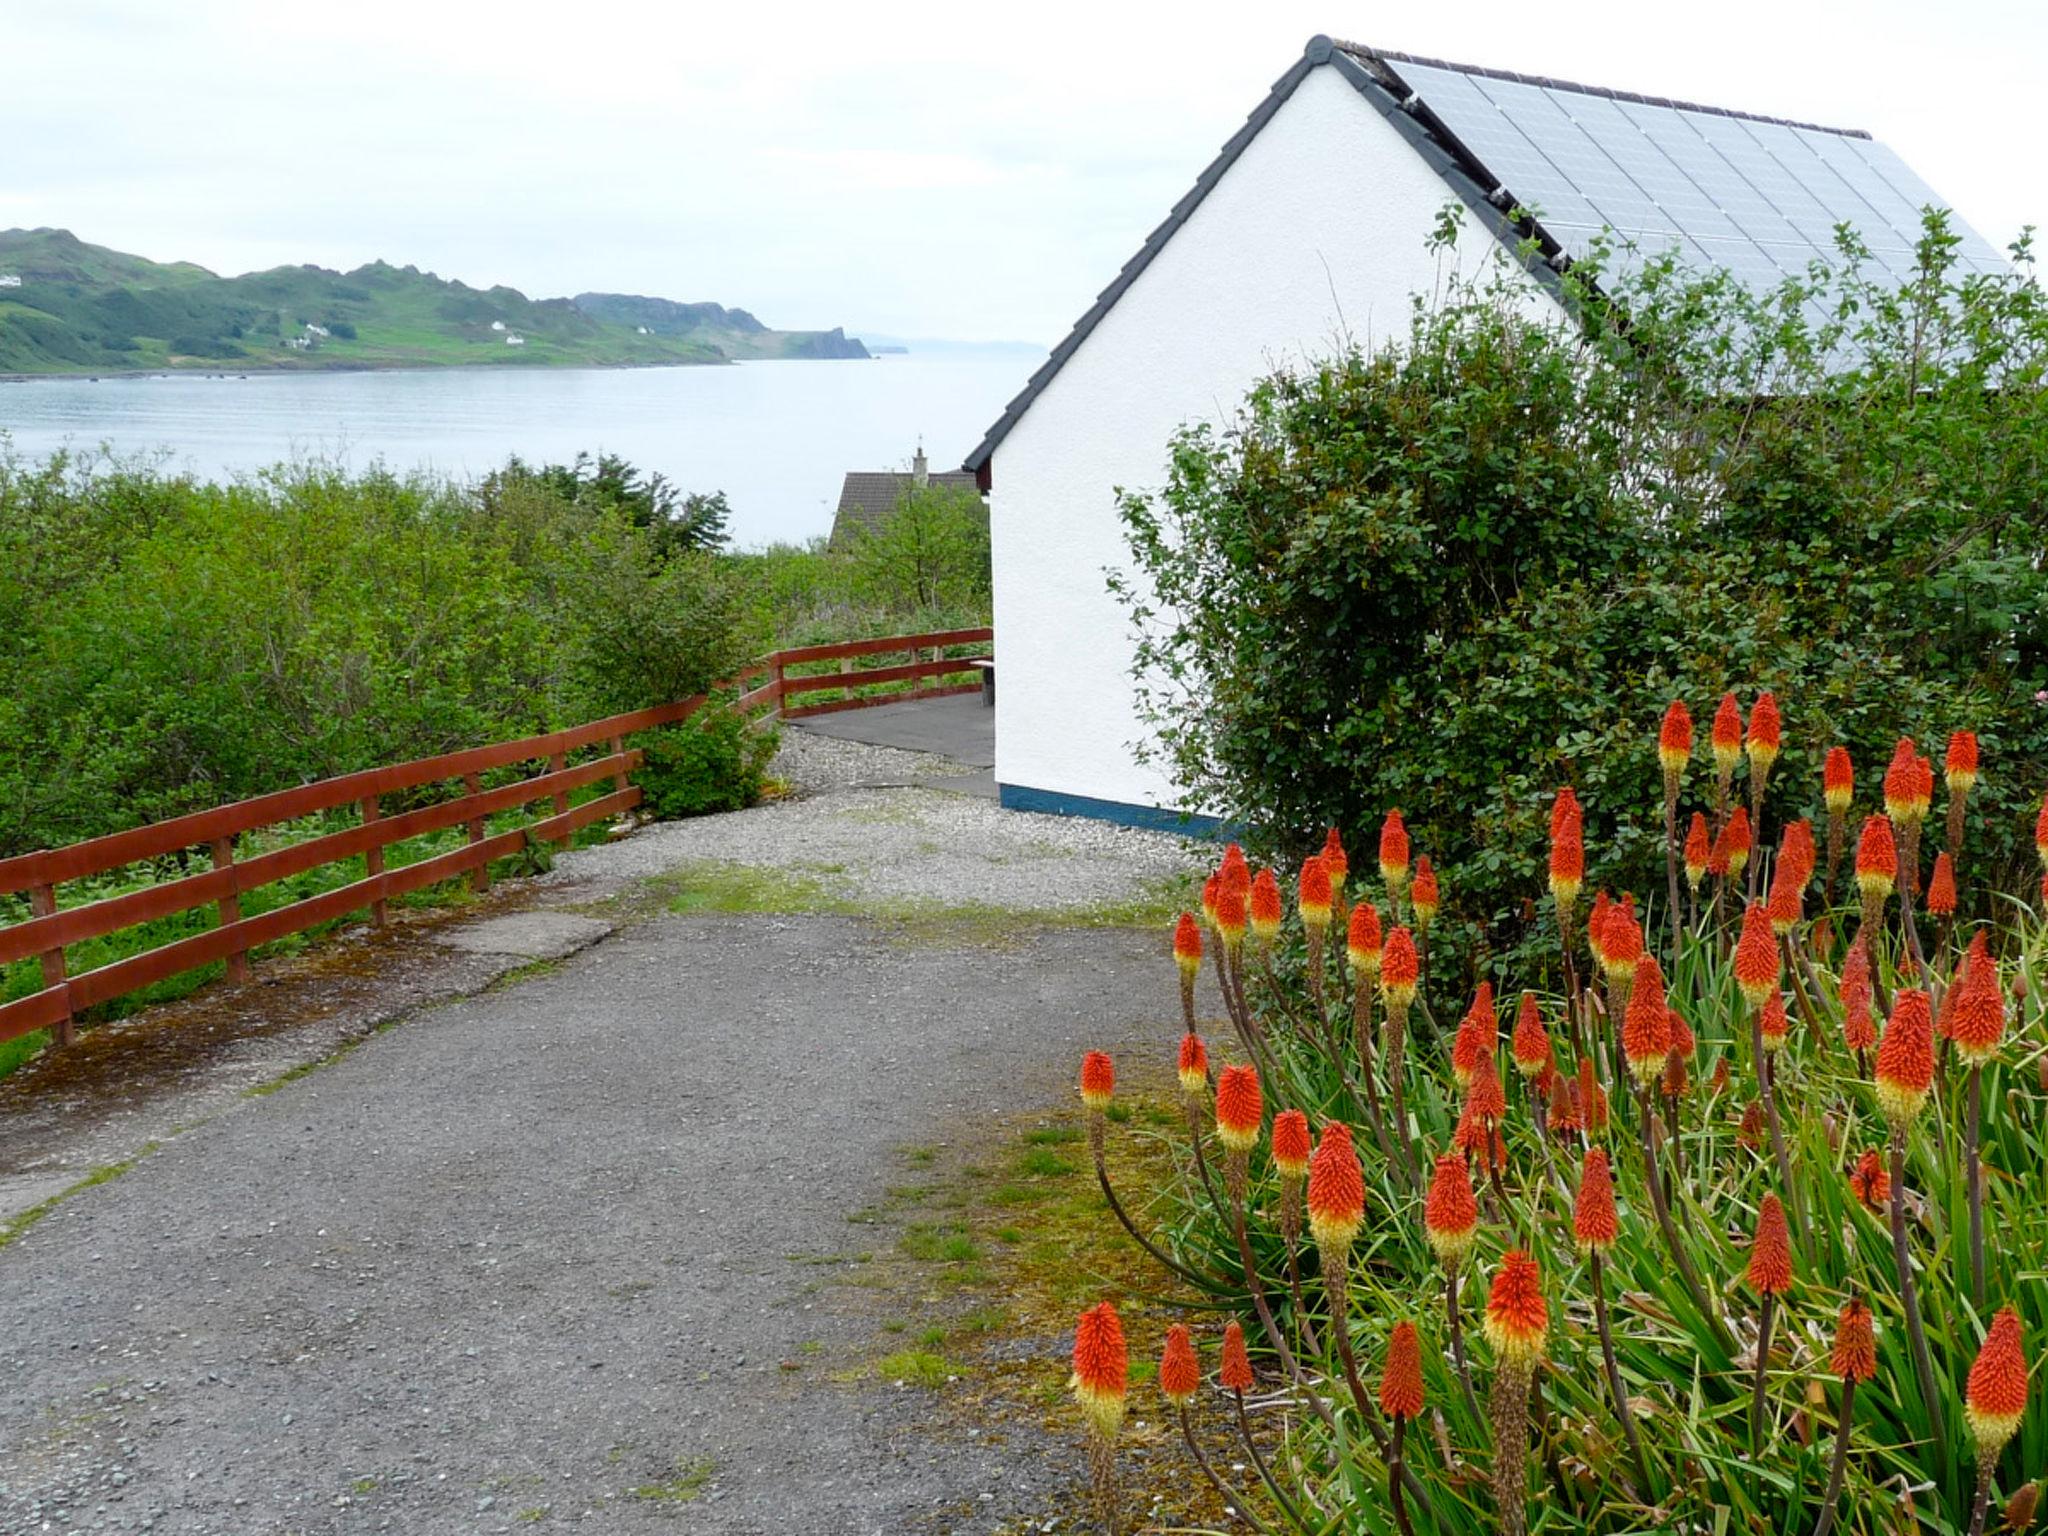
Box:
[0,627,990,1052]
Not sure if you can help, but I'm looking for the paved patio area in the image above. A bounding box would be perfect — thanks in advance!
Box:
[788,694,994,796]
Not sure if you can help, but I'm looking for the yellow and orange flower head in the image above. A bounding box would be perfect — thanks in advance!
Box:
[1766,860,1803,936]
[1424,1152,1480,1267]
[1213,883,1248,951]
[1080,1051,1116,1113]
[1781,820,1818,890]
[1298,855,1333,933]
[1380,1320,1426,1422]
[1550,823,1585,913]
[1758,990,1790,1053]
[1158,1323,1201,1408]
[1176,1032,1209,1097]
[1483,1250,1548,1371]
[1586,890,1615,968]
[2037,791,2048,870]
[1746,691,1782,778]
[1550,784,1583,842]
[1667,1005,1697,1062]
[1173,912,1203,980]
[1712,693,1745,776]
[1270,1108,1312,1181]
[1380,927,1420,1010]
[1883,738,1915,823]
[1747,1193,1794,1296]
[1574,1146,1620,1255]
[1466,1055,1508,1125]
[1201,871,1220,929]
[1380,810,1411,893]
[1248,869,1284,947]
[1684,813,1712,889]
[1602,901,1644,981]
[1411,857,1440,932]
[1832,1297,1878,1383]
[1511,992,1550,1080]
[1912,753,1935,821]
[1659,699,1694,780]
[1952,933,2007,1066]
[1723,806,1754,881]
[1875,988,1936,1127]
[1734,901,1781,1009]
[1070,1301,1129,1437]
[1451,982,1497,1087]
[1824,746,1855,815]
[1546,1072,1582,1136]
[1322,827,1349,896]
[1347,901,1383,977]
[1306,1122,1365,1256]
[1220,841,1248,882]
[1965,1306,2030,1460]
[1622,955,1672,1084]
[1840,937,1877,1052]
[1925,851,1958,918]
[1219,1320,1255,1393]
[1946,731,1980,797]
[1847,1149,1890,1213]
[1213,1065,1263,1153]
[1855,815,1898,900]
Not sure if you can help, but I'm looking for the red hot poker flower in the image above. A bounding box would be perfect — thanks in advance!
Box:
[1712,693,1745,773]
[1071,1302,1129,1436]
[1270,1109,1312,1179]
[1824,746,1855,814]
[1927,853,1957,917]
[1855,816,1898,899]
[1875,989,1936,1126]
[1758,990,1790,1052]
[1734,901,1781,1008]
[1380,927,1419,1009]
[1965,1307,2029,1458]
[1747,1193,1794,1295]
[1550,824,1585,912]
[1781,820,1818,889]
[1840,938,1877,1052]
[1379,811,1411,888]
[1451,982,1497,1086]
[1298,856,1333,931]
[1884,738,1920,824]
[1587,890,1615,967]
[1832,1297,1878,1383]
[1158,1323,1200,1406]
[1951,933,2006,1066]
[1574,1147,1619,1255]
[1511,992,1550,1079]
[1321,827,1349,892]
[1347,901,1383,976]
[1747,691,1782,772]
[1248,869,1284,943]
[1723,806,1754,878]
[1483,1250,1548,1370]
[1201,871,1220,928]
[2036,791,2048,869]
[1622,955,1671,1084]
[1219,1321,1254,1392]
[1466,1055,1508,1124]
[1766,861,1803,936]
[1684,813,1712,888]
[1176,1032,1208,1096]
[1411,857,1440,929]
[1213,883,1247,948]
[1660,700,1693,778]
[1423,1152,1479,1266]
[1603,902,1644,979]
[1080,1051,1115,1112]
[1380,1320,1426,1421]
[1173,912,1203,978]
[1946,730,1980,795]
[1550,785,1583,842]
[1847,1149,1890,1212]
[1306,1122,1364,1254]
[1214,1065,1263,1152]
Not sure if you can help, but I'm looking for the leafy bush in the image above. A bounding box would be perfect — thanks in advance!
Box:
[1115,215,2048,1004]
[634,711,777,819]
[845,478,990,615]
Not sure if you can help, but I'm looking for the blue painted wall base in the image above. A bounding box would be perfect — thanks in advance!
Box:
[997,782,1226,838]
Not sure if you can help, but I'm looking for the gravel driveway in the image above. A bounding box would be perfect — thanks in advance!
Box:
[0,732,1203,1535]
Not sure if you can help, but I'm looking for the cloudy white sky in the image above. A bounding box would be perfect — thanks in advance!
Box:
[8,0,2042,343]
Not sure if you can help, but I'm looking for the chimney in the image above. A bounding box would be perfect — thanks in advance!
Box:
[912,443,928,486]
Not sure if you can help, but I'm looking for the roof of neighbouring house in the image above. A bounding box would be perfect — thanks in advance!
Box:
[831,468,982,545]
[963,34,2009,476]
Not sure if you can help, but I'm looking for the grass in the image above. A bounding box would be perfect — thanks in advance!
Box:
[0,1146,155,1252]
[898,1222,979,1263]
[875,1350,953,1389]
[628,1457,715,1505]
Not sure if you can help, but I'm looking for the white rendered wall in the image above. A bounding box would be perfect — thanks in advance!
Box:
[988,61,1566,814]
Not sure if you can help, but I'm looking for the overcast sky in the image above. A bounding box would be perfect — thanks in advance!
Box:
[8,0,2042,343]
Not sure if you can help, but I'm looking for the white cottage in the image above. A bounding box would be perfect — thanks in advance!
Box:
[963,35,2005,830]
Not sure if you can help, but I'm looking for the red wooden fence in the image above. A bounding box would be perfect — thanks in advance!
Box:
[0,627,991,1052]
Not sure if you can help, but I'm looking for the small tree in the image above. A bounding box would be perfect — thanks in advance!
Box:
[847,478,990,617]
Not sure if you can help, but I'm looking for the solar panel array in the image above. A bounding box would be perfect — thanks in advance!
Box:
[1386,57,2009,293]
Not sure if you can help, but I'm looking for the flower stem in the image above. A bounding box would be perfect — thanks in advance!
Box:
[1810,1376,1857,1536]
[1175,1404,1273,1536]
[1444,1267,1482,1426]
[1387,1416,1419,1536]
[1888,1128,1947,1450]
[1590,1250,1654,1497]
[1750,1291,1777,1457]
[1232,1390,1311,1535]
[1968,1063,1986,1309]
[1634,1080,1732,1354]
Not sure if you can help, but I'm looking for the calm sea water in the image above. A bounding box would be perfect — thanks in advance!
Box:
[0,348,1042,546]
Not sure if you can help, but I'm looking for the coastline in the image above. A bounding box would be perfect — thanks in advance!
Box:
[0,353,808,385]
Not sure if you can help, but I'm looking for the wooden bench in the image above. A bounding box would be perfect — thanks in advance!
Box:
[965,657,995,706]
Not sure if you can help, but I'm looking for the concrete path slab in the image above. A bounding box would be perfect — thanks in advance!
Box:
[789,694,994,769]
[432,911,613,960]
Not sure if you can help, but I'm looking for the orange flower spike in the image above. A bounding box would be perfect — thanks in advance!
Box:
[1712,693,1745,775]
[1200,871,1220,928]
[1157,1323,1201,1408]
[1380,927,1419,1010]
[1218,1320,1255,1392]
[1847,1149,1890,1212]
[1321,827,1349,895]
[2036,791,2048,870]
[1379,810,1411,892]
[1586,891,1615,967]
[1550,784,1583,842]
[1758,990,1789,1053]
[1411,857,1440,931]
[1734,901,1782,1008]
[1965,1307,2030,1460]
[1603,902,1644,980]
[1482,1250,1548,1370]
[1622,955,1672,1084]
[1423,1152,1480,1267]
[1080,1051,1116,1113]
[1747,1193,1794,1295]
[1707,821,1735,879]
[1248,869,1284,946]
[1684,813,1712,889]
[1855,816,1897,899]
[1883,737,1920,823]
[1747,691,1782,776]
[1173,912,1203,979]
[1840,940,1878,1053]
[1511,992,1550,1079]
[1270,1108,1312,1181]
[1213,1065,1263,1152]
[1574,1147,1619,1255]
[1306,1122,1365,1255]
[1346,901,1383,977]
[1550,823,1585,913]
[1176,1033,1208,1097]
[1660,699,1694,779]
[1213,882,1247,951]
[1832,1297,1878,1383]
[1875,988,1936,1127]
[1766,860,1803,936]
[1667,1005,1697,1062]
[1379,1321,1426,1421]
[1911,753,1935,820]
[1824,746,1855,814]
[1298,856,1333,933]
[1952,934,2006,1066]
[1724,806,1753,879]
[1466,1055,1508,1124]
[1946,731,1980,797]
[1546,1073,1582,1136]
[1070,1302,1129,1437]
[1782,820,1818,889]
[1927,853,1957,917]
[1451,982,1497,1086]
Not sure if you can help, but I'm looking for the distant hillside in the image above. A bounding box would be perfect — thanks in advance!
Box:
[572,292,868,360]
[0,228,867,376]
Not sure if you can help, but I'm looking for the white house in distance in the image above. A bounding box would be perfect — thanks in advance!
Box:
[963,35,2007,831]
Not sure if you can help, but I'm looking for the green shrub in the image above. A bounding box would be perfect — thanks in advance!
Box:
[634,711,777,820]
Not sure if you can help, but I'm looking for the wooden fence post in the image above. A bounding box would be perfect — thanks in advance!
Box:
[772,657,787,720]
[464,772,490,892]
[211,836,250,983]
[609,735,628,795]
[839,653,854,703]
[362,794,389,927]
[549,750,571,849]
[29,883,73,1047]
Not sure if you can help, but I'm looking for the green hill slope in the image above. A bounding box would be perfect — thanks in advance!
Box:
[0,229,865,375]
